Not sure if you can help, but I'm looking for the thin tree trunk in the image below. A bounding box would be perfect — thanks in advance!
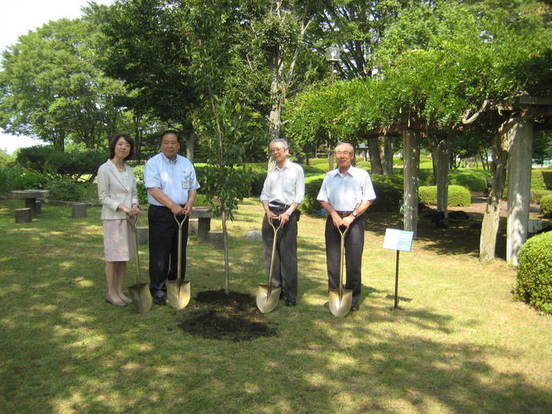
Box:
[382,136,394,175]
[133,114,142,161]
[222,209,230,294]
[186,130,195,161]
[268,73,283,141]
[367,137,383,175]
[403,129,420,234]
[434,139,450,215]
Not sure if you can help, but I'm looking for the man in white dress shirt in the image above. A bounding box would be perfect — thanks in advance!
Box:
[144,130,200,305]
[317,142,376,311]
[260,138,305,306]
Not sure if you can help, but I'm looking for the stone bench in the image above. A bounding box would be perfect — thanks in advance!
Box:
[190,207,214,242]
[11,190,49,218]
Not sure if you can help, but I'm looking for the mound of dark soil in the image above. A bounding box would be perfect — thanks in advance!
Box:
[178,290,278,342]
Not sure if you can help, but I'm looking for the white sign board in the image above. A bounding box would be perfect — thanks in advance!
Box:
[383,229,414,252]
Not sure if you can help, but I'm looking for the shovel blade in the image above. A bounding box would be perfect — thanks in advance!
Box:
[167,280,191,310]
[256,285,281,313]
[328,289,353,317]
[128,283,152,313]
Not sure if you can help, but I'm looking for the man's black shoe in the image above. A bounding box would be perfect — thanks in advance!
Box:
[350,304,360,312]
[153,295,166,306]
[285,299,296,306]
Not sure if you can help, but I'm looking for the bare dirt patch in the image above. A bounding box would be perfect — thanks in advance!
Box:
[178,290,278,342]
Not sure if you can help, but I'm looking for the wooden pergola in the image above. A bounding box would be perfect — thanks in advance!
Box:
[502,96,552,265]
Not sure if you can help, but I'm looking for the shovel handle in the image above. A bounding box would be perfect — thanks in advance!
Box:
[126,217,142,285]
[173,214,189,283]
[338,225,349,299]
[266,218,281,295]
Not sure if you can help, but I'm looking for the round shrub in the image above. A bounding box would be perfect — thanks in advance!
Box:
[300,175,325,215]
[419,185,471,206]
[515,231,552,314]
[541,194,552,217]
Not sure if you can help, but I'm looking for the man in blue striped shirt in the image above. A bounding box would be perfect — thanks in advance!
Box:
[144,130,200,305]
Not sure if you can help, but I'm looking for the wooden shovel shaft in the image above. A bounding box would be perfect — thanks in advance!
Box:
[173,215,188,283]
[127,217,141,285]
[266,219,281,295]
[338,226,349,300]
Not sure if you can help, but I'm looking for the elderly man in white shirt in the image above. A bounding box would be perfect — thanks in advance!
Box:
[260,138,305,306]
[144,130,200,305]
[317,142,376,311]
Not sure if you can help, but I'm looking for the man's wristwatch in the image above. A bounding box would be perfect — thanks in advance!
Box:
[351,210,358,218]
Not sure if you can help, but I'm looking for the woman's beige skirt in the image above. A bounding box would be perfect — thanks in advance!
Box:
[103,219,135,262]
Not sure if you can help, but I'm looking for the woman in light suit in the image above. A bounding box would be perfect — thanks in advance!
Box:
[97,134,141,306]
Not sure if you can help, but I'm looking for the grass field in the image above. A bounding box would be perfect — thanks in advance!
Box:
[1,199,551,414]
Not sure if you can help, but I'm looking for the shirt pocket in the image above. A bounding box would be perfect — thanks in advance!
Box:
[180,171,194,190]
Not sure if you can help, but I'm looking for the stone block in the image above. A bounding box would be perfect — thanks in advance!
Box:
[71,202,87,219]
[137,227,149,244]
[15,208,32,223]
[244,230,262,241]
[188,219,198,235]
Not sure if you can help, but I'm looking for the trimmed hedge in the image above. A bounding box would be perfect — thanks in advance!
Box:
[16,145,106,180]
[531,169,552,191]
[419,185,471,207]
[541,194,552,217]
[515,231,552,314]
[531,189,552,204]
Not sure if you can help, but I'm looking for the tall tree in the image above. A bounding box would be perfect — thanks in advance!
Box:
[0,18,126,151]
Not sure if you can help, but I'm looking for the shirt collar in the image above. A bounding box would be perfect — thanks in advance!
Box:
[274,159,290,171]
[332,165,355,177]
[161,152,178,163]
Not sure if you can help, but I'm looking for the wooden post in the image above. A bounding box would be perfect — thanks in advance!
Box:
[507,119,533,266]
[71,202,87,219]
[15,208,32,223]
[402,129,420,235]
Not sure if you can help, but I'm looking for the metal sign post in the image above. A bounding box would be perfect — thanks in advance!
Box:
[383,229,414,310]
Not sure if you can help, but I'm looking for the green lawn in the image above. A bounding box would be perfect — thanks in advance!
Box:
[1,199,551,413]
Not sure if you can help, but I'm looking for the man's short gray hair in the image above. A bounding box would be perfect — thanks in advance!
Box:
[335,142,354,153]
[269,138,289,150]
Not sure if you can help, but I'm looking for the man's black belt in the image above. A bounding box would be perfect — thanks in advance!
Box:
[269,201,290,209]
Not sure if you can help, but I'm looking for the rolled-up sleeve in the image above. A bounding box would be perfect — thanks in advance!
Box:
[97,165,120,212]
